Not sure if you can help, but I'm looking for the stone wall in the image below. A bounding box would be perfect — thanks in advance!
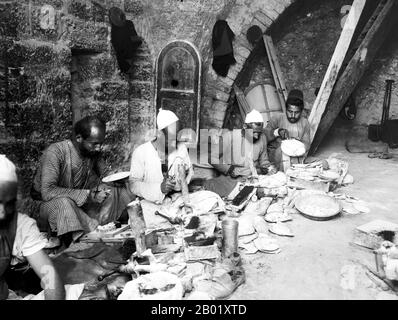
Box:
[354,30,398,126]
[0,0,146,209]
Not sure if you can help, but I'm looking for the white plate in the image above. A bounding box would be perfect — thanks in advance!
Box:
[319,171,340,181]
[102,171,130,183]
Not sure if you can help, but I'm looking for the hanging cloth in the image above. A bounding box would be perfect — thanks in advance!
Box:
[212,20,236,77]
[110,20,142,73]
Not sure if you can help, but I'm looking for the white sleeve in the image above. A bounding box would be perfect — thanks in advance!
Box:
[12,214,47,263]
[129,147,165,203]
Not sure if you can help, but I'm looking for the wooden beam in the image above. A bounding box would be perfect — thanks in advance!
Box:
[234,84,251,117]
[308,0,367,142]
[310,0,398,154]
[263,35,287,112]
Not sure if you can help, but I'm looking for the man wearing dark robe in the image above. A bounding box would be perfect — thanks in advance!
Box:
[32,116,133,247]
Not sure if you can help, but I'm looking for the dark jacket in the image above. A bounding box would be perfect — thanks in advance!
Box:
[212,20,236,77]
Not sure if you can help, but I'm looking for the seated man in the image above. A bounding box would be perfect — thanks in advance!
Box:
[129,108,193,205]
[204,110,277,197]
[31,116,133,247]
[265,89,311,170]
[0,155,65,300]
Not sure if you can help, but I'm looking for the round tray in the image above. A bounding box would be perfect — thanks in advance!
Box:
[102,171,130,184]
[295,193,341,221]
[281,139,306,157]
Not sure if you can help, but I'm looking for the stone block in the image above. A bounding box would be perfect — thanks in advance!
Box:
[218,74,235,88]
[235,35,252,52]
[6,98,72,140]
[85,100,128,123]
[269,0,288,15]
[203,74,231,95]
[124,0,144,15]
[129,64,153,82]
[129,98,152,114]
[61,15,109,52]
[201,95,213,112]
[233,52,247,66]
[93,80,129,102]
[205,87,230,102]
[6,74,36,104]
[254,11,273,27]
[30,0,64,10]
[225,64,242,83]
[234,45,251,60]
[129,81,153,101]
[262,7,279,22]
[210,99,228,118]
[0,1,21,37]
[5,40,71,68]
[24,4,60,42]
[8,67,71,104]
[73,53,117,81]
[67,0,107,23]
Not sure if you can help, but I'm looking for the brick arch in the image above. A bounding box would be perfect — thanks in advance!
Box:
[200,0,297,129]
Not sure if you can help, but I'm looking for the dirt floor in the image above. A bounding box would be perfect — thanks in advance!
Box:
[231,122,398,300]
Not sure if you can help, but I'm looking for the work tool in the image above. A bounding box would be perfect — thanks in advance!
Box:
[98,269,120,281]
[155,211,183,224]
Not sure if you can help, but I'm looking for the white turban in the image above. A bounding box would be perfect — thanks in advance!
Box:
[0,154,18,183]
[157,108,179,130]
[245,110,263,124]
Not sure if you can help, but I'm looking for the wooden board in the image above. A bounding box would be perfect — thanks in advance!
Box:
[234,84,251,121]
[244,81,284,124]
[287,176,330,193]
[80,225,133,243]
[309,0,398,154]
[308,0,367,143]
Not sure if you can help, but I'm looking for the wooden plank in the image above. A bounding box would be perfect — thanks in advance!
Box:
[342,1,385,68]
[234,84,251,120]
[264,35,288,101]
[310,0,398,154]
[263,35,286,112]
[308,0,367,143]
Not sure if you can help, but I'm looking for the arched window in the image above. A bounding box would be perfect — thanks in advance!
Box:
[155,40,201,145]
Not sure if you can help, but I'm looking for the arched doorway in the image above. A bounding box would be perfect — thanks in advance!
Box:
[155,40,201,145]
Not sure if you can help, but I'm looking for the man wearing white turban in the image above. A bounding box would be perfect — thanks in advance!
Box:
[0,155,65,300]
[203,110,277,197]
[129,109,193,203]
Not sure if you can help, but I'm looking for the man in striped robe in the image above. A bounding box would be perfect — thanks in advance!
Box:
[265,89,311,170]
[32,116,133,247]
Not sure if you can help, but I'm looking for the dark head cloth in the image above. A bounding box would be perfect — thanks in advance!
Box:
[109,7,126,27]
[286,89,304,107]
